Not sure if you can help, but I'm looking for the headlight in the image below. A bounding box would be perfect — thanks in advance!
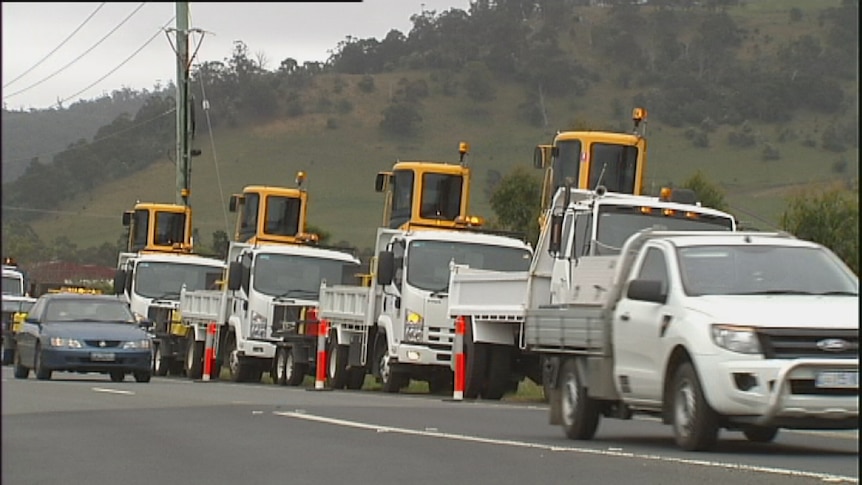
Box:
[404,310,424,342]
[711,324,761,354]
[49,337,83,348]
[250,311,268,338]
[122,339,152,350]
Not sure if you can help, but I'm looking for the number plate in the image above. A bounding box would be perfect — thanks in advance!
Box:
[815,371,858,389]
[90,352,115,362]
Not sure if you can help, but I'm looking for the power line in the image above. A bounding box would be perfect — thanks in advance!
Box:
[3,3,107,89]
[2,2,147,100]
[57,16,175,107]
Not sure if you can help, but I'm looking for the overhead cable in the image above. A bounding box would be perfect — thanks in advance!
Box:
[2,2,147,100]
[3,3,107,89]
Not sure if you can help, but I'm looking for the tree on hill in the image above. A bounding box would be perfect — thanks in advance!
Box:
[489,166,542,246]
[780,187,859,275]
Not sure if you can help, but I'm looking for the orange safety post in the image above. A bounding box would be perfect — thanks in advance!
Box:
[203,322,217,381]
[314,319,329,390]
[453,315,465,401]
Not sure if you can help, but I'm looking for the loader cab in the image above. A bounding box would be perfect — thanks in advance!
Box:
[229,172,318,246]
[123,202,193,254]
[534,108,648,219]
[376,142,483,231]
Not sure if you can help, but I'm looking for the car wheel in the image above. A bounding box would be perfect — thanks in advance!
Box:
[34,345,52,380]
[13,350,29,379]
[152,343,169,377]
[109,371,125,382]
[742,425,778,443]
[560,358,600,440]
[133,370,152,383]
[672,362,719,451]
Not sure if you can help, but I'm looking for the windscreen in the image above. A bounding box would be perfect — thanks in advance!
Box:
[43,298,135,323]
[406,240,532,292]
[588,143,639,194]
[678,245,859,296]
[593,205,734,255]
[134,261,224,299]
[253,253,361,300]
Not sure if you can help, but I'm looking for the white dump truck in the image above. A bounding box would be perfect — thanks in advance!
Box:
[447,185,739,399]
[526,229,858,450]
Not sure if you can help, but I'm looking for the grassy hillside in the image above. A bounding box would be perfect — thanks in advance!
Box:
[26,0,857,252]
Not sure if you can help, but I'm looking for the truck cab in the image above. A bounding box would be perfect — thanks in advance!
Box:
[123,202,193,253]
[229,172,319,246]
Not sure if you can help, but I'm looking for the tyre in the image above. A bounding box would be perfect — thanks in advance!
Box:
[227,334,253,382]
[742,425,778,443]
[327,338,348,389]
[559,358,600,440]
[13,350,29,379]
[133,370,152,383]
[346,366,366,390]
[464,320,488,399]
[484,344,513,400]
[672,362,719,451]
[34,345,52,380]
[109,371,125,382]
[374,334,405,393]
[185,337,203,380]
[273,347,288,385]
[152,343,169,377]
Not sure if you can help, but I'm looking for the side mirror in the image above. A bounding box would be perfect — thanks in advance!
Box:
[229,195,239,213]
[374,172,387,193]
[376,251,394,286]
[122,211,132,227]
[113,270,127,295]
[227,262,242,291]
[533,146,545,169]
[626,279,667,304]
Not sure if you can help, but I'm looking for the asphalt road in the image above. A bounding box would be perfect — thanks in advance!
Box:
[2,367,858,485]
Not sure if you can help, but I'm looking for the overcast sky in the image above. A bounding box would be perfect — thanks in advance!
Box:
[2,1,473,111]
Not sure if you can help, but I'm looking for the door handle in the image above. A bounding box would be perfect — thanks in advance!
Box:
[619,313,630,321]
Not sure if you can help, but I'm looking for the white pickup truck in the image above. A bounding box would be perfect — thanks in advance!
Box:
[529,230,858,451]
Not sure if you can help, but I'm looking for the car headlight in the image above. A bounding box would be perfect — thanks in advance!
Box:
[122,339,152,350]
[49,337,83,348]
[404,310,424,342]
[711,324,761,354]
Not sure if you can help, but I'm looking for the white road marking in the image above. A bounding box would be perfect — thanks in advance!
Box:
[274,411,858,484]
[91,387,135,395]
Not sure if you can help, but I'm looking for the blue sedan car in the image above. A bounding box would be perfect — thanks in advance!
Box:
[14,293,153,382]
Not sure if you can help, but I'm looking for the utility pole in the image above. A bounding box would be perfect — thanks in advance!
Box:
[175,1,191,207]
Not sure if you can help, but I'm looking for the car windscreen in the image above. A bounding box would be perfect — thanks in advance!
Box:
[678,245,859,296]
[44,299,136,323]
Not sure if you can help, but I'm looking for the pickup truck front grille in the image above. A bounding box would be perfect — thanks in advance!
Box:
[757,328,858,359]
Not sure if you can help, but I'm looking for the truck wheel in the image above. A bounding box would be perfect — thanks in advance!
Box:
[374,335,405,393]
[742,425,778,443]
[152,343,169,377]
[672,362,719,451]
[185,337,203,379]
[346,367,366,390]
[109,371,125,382]
[327,339,349,389]
[560,358,600,440]
[227,335,252,382]
[13,350,29,379]
[275,347,307,386]
[464,322,488,399]
[34,345,52,380]
[484,345,513,400]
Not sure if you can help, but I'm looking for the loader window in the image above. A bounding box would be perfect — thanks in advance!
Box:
[588,144,638,194]
[264,195,301,237]
[154,211,186,246]
[553,140,582,191]
[130,209,149,252]
[420,173,462,222]
[389,170,414,229]
[238,193,260,242]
